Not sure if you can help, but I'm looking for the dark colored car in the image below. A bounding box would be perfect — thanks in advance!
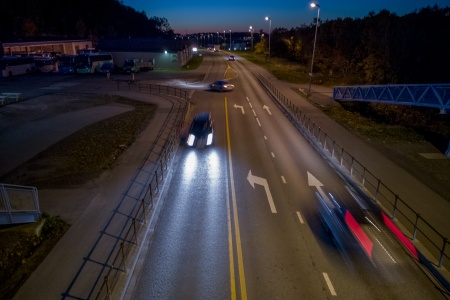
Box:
[187,112,214,148]
[98,62,114,73]
[228,55,235,61]
[210,80,235,92]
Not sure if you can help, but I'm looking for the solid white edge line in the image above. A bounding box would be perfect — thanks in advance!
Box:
[323,272,337,296]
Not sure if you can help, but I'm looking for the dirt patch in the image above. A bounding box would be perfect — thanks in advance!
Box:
[0,215,69,299]
[0,94,157,188]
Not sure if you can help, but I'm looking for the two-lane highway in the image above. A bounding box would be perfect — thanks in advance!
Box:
[124,51,445,299]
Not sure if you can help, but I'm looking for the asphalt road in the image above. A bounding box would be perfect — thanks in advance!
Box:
[2,51,448,299]
[123,52,446,299]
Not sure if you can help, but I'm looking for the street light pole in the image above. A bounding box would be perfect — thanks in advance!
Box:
[265,16,271,61]
[249,26,254,51]
[229,30,232,50]
[308,2,320,94]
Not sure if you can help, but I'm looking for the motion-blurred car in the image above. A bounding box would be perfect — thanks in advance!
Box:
[228,55,235,61]
[187,112,214,148]
[210,80,234,92]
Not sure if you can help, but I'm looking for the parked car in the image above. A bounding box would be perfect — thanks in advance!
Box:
[99,62,114,73]
[210,80,234,92]
[187,112,214,148]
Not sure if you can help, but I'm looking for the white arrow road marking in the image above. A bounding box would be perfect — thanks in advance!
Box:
[247,170,277,213]
[263,105,272,115]
[234,104,245,114]
[307,171,328,201]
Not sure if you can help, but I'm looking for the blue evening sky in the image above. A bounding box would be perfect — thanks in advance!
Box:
[123,0,449,34]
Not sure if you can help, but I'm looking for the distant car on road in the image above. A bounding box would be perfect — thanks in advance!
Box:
[228,55,235,61]
[210,80,234,92]
[187,112,214,148]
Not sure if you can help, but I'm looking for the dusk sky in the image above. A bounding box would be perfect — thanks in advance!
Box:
[123,0,449,34]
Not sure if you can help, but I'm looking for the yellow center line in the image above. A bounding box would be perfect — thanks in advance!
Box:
[225,96,247,300]
[227,179,236,299]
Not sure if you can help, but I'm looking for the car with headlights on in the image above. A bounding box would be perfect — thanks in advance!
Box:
[228,55,235,61]
[187,112,214,148]
[210,80,234,92]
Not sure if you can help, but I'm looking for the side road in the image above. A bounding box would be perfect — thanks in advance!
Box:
[0,102,134,177]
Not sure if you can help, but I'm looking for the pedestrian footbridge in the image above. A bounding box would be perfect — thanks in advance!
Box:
[333,84,450,113]
[0,183,40,225]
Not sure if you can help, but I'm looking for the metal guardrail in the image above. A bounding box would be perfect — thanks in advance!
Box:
[0,183,40,224]
[112,79,190,99]
[62,82,189,300]
[94,141,178,300]
[333,84,450,113]
[259,75,449,272]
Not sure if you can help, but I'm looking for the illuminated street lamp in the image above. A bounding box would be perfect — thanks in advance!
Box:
[265,16,271,60]
[308,2,320,94]
[249,26,254,51]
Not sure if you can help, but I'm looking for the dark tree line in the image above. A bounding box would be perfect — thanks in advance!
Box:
[268,6,450,84]
[0,0,174,42]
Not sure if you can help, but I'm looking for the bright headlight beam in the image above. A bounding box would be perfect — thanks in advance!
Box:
[187,134,195,146]
[207,133,213,145]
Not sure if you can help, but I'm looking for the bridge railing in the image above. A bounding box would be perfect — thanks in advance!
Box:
[259,74,449,276]
[333,83,450,113]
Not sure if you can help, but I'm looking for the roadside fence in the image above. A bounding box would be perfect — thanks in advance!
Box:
[62,82,189,300]
[258,74,449,274]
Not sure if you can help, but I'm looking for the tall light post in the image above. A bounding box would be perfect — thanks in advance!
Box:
[217,32,219,44]
[249,26,254,51]
[229,30,232,50]
[308,2,320,94]
[265,16,271,61]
